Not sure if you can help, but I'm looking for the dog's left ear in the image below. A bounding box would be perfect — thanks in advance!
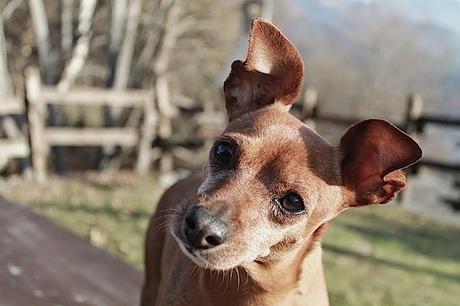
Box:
[223,18,304,121]
[340,119,422,207]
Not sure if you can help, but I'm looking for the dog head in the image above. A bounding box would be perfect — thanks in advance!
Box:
[172,18,422,270]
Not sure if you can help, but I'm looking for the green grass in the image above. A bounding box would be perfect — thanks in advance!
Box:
[324,207,460,306]
[1,172,459,306]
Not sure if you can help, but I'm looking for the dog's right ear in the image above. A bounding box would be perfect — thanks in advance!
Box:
[223,18,304,121]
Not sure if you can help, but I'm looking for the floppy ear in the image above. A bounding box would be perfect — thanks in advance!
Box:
[223,18,304,121]
[340,119,422,206]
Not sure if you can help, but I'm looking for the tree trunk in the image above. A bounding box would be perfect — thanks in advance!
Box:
[113,0,141,90]
[109,0,142,120]
[103,0,181,173]
[0,14,30,174]
[151,0,182,174]
[0,14,14,171]
[0,15,13,97]
[106,0,127,87]
[61,0,74,54]
[28,0,54,84]
[97,0,127,168]
[28,0,64,172]
[98,0,142,170]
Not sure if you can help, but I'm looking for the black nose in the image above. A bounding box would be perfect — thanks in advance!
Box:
[183,206,229,250]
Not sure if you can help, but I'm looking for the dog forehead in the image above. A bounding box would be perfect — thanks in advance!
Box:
[225,106,301,134]
[223,108,326,154]
[220,108,340,187]
[224,120,304,158]
[223,114,325,177]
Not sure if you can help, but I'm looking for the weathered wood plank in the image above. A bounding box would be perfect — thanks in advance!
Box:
[418,116,460,129]
[44,128,139,146]
[0,197,142,306]
[0,96,24,115]
[0,139,29,157]
[419,159,460,173]
[40,86,152,107]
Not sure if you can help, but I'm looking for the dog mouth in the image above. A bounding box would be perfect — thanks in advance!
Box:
[171,228,270,270]
[171,229,217,268]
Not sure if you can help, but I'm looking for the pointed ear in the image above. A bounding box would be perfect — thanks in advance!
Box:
[340,119,422,206]
[223,18,304,121]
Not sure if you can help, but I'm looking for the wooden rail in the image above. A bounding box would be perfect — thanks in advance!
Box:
[296,88,405,129]
[0,139,29,158]
[416,115,460,130]
[44,128,139,146]
[419,159,460,173]
[2,71,455,180]
[404,94,460,174]
[0,95,29,171]
[299,90,460,175]
[40,86,150,107]
[0,96,24,115]
[26,68,157,181]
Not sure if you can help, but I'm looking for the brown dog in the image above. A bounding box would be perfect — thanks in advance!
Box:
[141,18,422,306]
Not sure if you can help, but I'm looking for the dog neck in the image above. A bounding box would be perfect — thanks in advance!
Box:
[193,224,328,305]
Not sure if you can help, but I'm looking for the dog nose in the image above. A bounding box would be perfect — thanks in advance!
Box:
[183,206,229,250]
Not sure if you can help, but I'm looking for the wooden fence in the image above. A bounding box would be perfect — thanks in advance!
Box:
[297,89,460,175]
[0,96,29,171]
[1,73,459,182]
[25,68,157,181]
[404,94,460,174]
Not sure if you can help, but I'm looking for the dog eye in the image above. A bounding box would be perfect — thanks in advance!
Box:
[211,140,236,169]
[275,192,305,214]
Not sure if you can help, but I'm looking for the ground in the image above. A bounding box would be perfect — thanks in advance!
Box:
[1,172,459,306]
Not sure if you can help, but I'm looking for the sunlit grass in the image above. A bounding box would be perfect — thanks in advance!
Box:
[324,207,460,306]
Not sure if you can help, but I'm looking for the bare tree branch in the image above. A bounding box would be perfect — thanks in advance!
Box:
[2,0,24,20]
[109,0,127,57]
[113,0,142,89]
[58,0,97,92]
[27,0,53,83]
[61,0,74,53]
[152,0,181,77]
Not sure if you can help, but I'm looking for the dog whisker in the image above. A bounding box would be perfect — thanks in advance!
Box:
[236,267,241,292]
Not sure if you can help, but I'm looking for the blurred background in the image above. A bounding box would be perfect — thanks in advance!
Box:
[0,0,459,305]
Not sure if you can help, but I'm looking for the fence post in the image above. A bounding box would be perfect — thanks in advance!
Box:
[136,91,157,175]
[155,75,175,174]
[26,68,47,182]
[302,87,318,129]
[405,93,423,175]
[399,93,424,206]
[405,93,423,134]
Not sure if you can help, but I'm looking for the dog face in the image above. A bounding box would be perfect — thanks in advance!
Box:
[171,18,422,270]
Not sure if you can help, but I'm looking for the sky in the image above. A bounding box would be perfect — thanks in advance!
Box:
[323,0,460,37]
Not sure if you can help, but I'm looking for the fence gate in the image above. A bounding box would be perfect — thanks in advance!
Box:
[26,68,157,181]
